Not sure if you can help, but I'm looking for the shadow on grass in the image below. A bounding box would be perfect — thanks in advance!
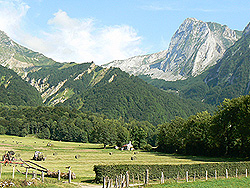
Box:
[150,151,249,163]
[80,178,96,184]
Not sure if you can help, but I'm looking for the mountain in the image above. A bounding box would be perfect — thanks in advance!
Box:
[0,29,213,124]
[141,22,250,105]
[0,65,42,106]
[26,62,213,125]
[0,31,58,77]
[105,18,242,81]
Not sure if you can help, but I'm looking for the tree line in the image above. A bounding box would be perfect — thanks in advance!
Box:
[157,94,250,158]
[0,93,250,158]
[0,104,156,150]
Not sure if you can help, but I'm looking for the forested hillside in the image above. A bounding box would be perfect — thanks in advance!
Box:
[26,62,213,125]
[0,65,42,106]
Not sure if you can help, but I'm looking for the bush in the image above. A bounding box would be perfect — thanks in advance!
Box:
[94,162,250,183]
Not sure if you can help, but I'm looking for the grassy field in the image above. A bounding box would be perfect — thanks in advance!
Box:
[148,177,250,188]
[0,135,242,184]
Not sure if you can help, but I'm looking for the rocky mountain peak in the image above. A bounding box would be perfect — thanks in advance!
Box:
[243,22,250,36]
[105,18,242,81]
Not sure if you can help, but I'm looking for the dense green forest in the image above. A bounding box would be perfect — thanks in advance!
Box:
[0,65,42,106]
[157,94,250,158]
[140,28,250,106]
[0,104,156,150]
[1,93,250,158]
[27,63,213,125]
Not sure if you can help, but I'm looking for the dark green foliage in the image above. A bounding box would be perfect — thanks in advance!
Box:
[210,95,250,157]
[0,105,157,148]
[94,162,250,183]
[28,62,212,125]
[140,31,250,106]
[157,94,250,158]
[157,111,212,156]
[0,65,42,106]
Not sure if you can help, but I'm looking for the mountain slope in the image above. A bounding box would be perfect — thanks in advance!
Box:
[141,22,250,105]
[0,31,58,77]
[105,18,242,81]
[0,65,43,106]
[26,62,213,125]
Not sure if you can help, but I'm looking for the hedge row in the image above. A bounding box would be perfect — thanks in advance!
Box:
[94,162,250,183]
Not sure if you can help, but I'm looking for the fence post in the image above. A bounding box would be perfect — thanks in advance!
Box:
[68,169,72,183]
[161,172,164,184]
[107,177,110,188]
[103,177,106,188]
[236,168,238,178]
[132,174,134,185]
[42,171,44,183]
[215,170,217,179]
[226,169,228,179]
[193,172,196,181]
[12,165,15,179]
[246,169,248,177]
[110,178,113,188]
[206,170,208,180]
[119,174,122,188]
[137,174,139,184]
[177,172,179,182]
[126,171,129,187]
[58,170,60,181]
[32,171,35,178]
[115,176,118,188]
[122,175,126,188]
[145,169,149,185]
[25,168,28,180]
[186,171,188,182]
[0,163,2,179]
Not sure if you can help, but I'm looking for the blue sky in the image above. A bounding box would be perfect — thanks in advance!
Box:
[0,0,249,65]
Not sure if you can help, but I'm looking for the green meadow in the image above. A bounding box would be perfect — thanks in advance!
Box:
[0,134,246,187]
[149,177,250,188]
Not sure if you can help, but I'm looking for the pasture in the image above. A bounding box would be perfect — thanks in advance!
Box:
[0,135,236,183]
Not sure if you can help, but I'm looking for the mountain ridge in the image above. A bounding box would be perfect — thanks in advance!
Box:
[140,21,250,105]
[105,18,242,81]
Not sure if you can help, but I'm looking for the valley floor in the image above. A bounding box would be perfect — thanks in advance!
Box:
[0,135,246,187]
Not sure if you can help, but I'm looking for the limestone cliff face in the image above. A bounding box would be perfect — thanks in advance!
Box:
[105,18,242,81]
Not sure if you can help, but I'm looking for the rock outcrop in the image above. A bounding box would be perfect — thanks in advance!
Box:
[105,18,242,81]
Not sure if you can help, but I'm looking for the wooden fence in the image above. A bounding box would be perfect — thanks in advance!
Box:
[102,168,249,188]
[0,163,73,184]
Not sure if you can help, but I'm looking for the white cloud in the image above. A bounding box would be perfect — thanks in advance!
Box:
[34,10,144,64]
[0,0,29,37]
[0,1,144,65]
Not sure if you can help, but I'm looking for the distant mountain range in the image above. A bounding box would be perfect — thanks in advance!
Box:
[25,62,212,125]
[0,28,213,124]
[1,17,249,124]
[105,18,242,81]
[0,30,57,77]
[142,21,250,105]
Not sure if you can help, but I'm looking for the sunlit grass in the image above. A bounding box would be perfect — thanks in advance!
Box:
[0,135,240,183]
[148,177,250,188]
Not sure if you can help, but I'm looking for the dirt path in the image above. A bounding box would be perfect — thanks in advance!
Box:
[70,182,102,188]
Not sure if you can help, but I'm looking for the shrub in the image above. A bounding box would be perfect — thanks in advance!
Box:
[94,162,250,183]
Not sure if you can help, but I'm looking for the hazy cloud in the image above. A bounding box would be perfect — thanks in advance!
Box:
[0,0,29,37]
[0,1,144,65]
